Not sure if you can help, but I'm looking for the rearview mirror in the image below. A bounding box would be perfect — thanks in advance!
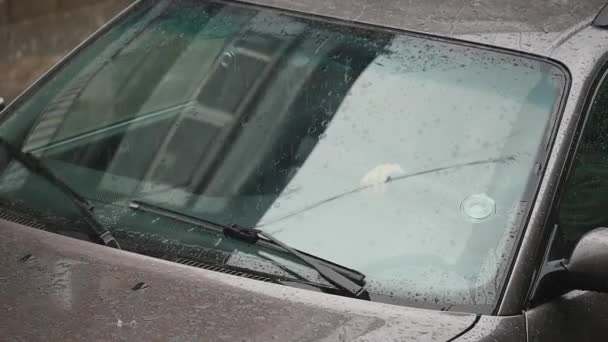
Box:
[0,97,5,111]
[565,227,608,292]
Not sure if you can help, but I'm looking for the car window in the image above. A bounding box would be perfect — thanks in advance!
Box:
[556,70,608,255]
[0,0,566,312]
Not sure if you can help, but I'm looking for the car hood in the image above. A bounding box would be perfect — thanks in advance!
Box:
[0,219,477,341]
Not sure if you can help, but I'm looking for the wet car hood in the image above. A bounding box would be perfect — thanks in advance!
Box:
[0,219,477,341]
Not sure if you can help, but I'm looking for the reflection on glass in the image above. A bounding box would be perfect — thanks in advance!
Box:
[0,0,565,310]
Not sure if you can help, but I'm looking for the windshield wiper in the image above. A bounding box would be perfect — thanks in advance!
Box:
[129,200,367,298]
[0,137,121,249]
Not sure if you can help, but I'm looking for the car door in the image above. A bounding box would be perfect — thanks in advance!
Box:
[525,66,608,341]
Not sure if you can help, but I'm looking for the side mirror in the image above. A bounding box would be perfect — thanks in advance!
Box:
[565,227,608,292]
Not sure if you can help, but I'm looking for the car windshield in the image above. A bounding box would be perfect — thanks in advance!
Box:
[0,0,566,312]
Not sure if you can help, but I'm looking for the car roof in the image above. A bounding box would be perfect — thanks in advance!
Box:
[244,0,607,56]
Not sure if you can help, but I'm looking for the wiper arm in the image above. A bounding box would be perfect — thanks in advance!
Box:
[129,200,367,298]
[0,137,120,249]
[223,225,367,297]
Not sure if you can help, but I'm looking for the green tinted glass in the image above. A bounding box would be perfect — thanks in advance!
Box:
[0,0,566,312]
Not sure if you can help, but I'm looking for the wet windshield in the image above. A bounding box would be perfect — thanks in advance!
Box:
[0,0,566,312]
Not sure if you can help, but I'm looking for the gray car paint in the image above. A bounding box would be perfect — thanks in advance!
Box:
[513,27,608,342]
[0,220,476,342]
[243,0,606,56]
[497,24,608,316]
[526,290,608,342]
[455,315,526,342]
[2,0,608,341]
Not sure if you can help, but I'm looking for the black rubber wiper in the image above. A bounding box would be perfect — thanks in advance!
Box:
[129,200,368,298]
[0,137,121,249]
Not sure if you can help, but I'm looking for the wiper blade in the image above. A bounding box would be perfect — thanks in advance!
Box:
[223,225,367,297]
[129,200,367,298]
[0,137,120,249]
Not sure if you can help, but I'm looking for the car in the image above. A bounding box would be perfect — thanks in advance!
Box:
[2,0,608,340]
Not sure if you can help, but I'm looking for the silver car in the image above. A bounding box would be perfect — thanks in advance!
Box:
[2,0,608,340]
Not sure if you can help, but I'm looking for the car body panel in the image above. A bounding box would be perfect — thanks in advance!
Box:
[498,25,608,315]
[0,219,477,341]
[525,291,608,342]
[241,0,606,56]
[454,315,525,342]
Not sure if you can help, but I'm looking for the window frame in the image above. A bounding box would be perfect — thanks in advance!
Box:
[523,61,608,310]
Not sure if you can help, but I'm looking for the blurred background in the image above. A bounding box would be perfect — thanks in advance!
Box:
[0,0,133,102]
